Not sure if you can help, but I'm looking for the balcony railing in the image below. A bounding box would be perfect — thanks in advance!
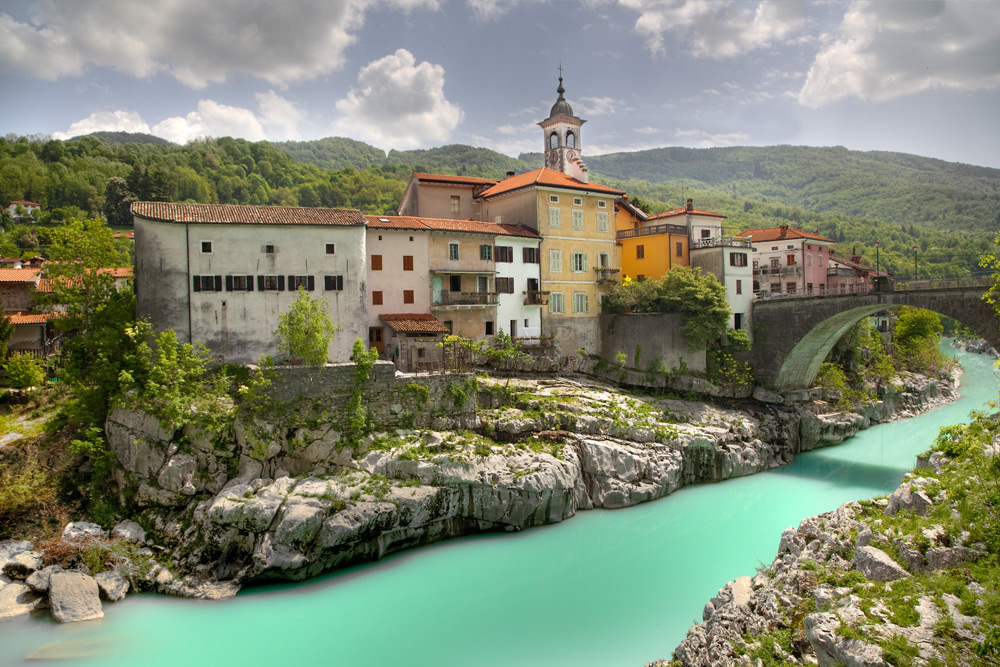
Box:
[616,222,687,240]
[523,291,549,306]
[755,265,801,276]
[432,290,497,307]
[594,267,620,283]
[691,236,753,249]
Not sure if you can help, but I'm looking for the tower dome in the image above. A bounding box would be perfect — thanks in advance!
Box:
[549,77,574,117]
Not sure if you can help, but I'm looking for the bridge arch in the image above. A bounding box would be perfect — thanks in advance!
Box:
[751,287,999,390]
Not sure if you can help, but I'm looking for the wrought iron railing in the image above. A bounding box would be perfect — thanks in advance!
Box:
[432,290,497,306]
[616,223,687,240]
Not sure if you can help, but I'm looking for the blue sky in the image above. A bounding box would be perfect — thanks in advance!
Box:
[2,1,999,167]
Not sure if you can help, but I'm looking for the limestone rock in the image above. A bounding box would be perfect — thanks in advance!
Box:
[804,612,885,667]
[26,565,63,593]
[61,522,106,542]
[111,520,147,544]
[93,571,129,601]
[0,539,34,571]
[0,581,46,619]
[926,545,981,571]
[2,550,42,579]
[884,483,933,516]
[48,571,104,623]
[854,546,911,582]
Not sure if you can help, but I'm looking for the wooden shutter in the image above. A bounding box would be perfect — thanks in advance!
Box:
[307,275,315,291]
[277,275,285,291]
[288,275,295,290]
[192,276,201,292]
[246,275,254,291]
[257,275,265,291]
[225,275,233,291]
[214,275,222,292]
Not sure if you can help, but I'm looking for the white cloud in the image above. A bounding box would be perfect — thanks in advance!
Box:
[52,110,150,140]
[577,96,619,115]
[152,100,267,144]
[620,0,805,57]
[674,128,749,147]
[0,0,439,88]
[466,0,545,22]
[635,126,661,135]
[331,49,463,149]
[256,91,307,141]
[799,1,1000,107]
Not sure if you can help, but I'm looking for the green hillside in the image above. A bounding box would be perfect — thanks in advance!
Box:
[273,137,387,171]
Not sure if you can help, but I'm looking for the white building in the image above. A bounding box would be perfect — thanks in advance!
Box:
[6,200,41,219]
[132,202,368,365]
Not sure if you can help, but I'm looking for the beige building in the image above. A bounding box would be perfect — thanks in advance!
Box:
[397,173,496,219]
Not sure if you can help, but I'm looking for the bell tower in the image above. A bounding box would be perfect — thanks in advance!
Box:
[538,71,589,183]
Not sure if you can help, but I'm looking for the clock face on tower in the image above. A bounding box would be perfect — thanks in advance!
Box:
[567,150,577,161]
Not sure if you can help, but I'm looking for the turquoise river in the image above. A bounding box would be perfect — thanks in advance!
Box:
[1,345,997,666]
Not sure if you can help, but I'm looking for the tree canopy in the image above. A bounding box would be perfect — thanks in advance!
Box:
[274,288,341,366]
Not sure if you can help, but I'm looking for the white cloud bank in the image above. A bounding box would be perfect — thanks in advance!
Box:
[52,110,150,140]
[674,128,749,148]
[799,0,1000,107]
[331,49,463,149]
[0,0,439,88]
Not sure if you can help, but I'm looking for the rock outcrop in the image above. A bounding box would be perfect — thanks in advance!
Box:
[48,571,104,623]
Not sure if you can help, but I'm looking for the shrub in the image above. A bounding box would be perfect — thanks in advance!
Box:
[3,354,46,389]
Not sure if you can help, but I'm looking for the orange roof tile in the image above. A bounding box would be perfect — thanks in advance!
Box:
[9,312,52,325]
[736,226,833,243]
[132,202,365,226]
[379,313,450,334]
[477,168,622,199]
[0,268,40,284]
[8,200,40,206]
[412,173,497,186]
[364,215,540,239]
[98,267,134,278]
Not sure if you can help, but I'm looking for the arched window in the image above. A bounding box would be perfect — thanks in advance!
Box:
[549,133,559,150]
[566,131,576,149]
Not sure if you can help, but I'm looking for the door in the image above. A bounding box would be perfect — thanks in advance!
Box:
[368,327,384,354]
[432,277,442,304]
[510,320,517,338]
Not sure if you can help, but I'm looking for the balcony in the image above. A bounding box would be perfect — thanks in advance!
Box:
[431,290,498,308]
[594,267,620,283]
[523,291,550,306]
[691,236,753,249]
[616,222,687,240]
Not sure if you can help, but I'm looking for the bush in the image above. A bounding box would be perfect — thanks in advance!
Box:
[3,354,46,389]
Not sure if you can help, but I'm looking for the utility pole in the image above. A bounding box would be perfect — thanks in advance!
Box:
[912,246,918,281]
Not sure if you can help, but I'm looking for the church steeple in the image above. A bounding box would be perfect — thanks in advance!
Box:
[538,70,588,183]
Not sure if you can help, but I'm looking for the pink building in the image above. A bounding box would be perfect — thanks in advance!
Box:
[737,225,834,296]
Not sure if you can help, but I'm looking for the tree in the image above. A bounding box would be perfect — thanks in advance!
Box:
[482,328,530,385]
[658,267,731,350]
[3,354,45,389]
[982,231,1000,319]
[273,288,340,365]
[893,306,947,374]
[103,176,137,227]
[0,304,12,359]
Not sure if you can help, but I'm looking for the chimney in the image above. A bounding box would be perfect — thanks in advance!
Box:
[686,198,693,212]
[779,223,789,238]
[621,194,629,202]
[505,171,515,178]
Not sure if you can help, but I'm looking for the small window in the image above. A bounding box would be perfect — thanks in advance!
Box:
[372,291,383,305]
[549,194,559,203]
[572,210,584,230]
[485,321,495,336]
[548,207,561,228]
[730,253,748,267]
[523,247,539,264]
[201,241,213,254]
[443,320,453,333]
[549,292,565,314]
[787,244,795,250]
[325,243,336,255]
[573,197,582,206]
[480,244,493,261]
[566,132,576,149]
[264,244,275,254]
[324,275,344,291]
[261,275,282,291]
[450,195,460,214]
[701,229,711,239]
[495,246,513,263]
[449,242,459,260]
[289,275,313,291]
[227,275,250,292]
[549,133,558,150]
[676,242,683,257]
[786,254,796,266]
[403,255,413,271]
[598,252,610,268]
[403,290,414,304]
[496,277,514,293]
[371,255,383,270]
[571,252,587,273]
[549,249,562,273]
[597,200,606,208]
[418,347,425,358]
[572,292,589,314]
[736,280,743,295]
[193,275,221,292]
[596,211,608,232]
[771,245,779,251]
[636,245,645,259]
[449,275,462,292]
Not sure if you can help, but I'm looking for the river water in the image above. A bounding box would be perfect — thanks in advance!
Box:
[1,346,996,666]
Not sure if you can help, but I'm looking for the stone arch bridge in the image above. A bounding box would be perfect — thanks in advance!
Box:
[751,284,998,390]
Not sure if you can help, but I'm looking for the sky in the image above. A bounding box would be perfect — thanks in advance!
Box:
[1,0,999,168]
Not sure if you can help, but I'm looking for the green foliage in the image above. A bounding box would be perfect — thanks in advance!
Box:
[439,333,483,372]
[0,307,12,359]
[893,307,951,374]
[3,354,46,388]
[816,362,872,410]
[880,633,919,666]
[103,176,137,227]
[481,328,529,381]
[347,338,378,438]
[274,288,341,366]
[444,382,468,408]
[403,382,429,404]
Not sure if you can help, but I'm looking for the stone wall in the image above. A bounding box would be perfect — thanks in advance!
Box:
[599,313,706,374]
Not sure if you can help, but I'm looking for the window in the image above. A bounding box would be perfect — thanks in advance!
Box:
[324,275,344,291]
[259,275,283,291]
[372,291,383,305]
[495,246,513,263]
[566,132,575,148]
[736,280,742,295]
[496,277,514,293]
[371,255,383,270]
[264,244,276,254]
[477,275,488,293]
[596,211,608,232]
[480,244,493,261]
[730,252,748,267]
[753,260,759,269]
[201,241,213,254]
[549,194,559,203]
[325,243,336,255]
[288,275,314,291]
[770,258,780,269]
[549,133,558,149]
[598,200,606,208]
[701,229,711,239]
[193,275,221,292]
[549,249,562,273]
[571,252,587,272]
[771,246,779,251]
[403,290,414,304]
[449,242,459,260]
[549,292,565,314]
[786,254,796,266]
[485,321,495,336]
[787,244,795,250]
[449,275,462,292]
[573,197,582,206]
[226,275,252,292]
[403,255,413,271]
[676,242,683,257]
[443,320,453,333]
[417,347,425,358]
[598,252,610,268]
[523,247,539,263]
[787,283,796,294]
[548,207,561,228]
[572,292,589,314]
[572,210,584,230]
[450,195,460,214]
[636,245,645,259]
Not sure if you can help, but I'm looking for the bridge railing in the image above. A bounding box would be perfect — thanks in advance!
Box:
[892,276,994,291]
[754,275,992,301]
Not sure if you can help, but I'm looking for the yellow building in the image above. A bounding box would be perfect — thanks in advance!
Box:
[615,196,690,281]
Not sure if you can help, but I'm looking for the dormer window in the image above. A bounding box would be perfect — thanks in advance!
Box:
[566,131,576,149]
[549,133,559,150]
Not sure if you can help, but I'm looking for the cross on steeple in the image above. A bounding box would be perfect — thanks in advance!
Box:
[557,62,563,79]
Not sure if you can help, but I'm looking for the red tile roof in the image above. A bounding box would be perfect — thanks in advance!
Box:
[647,206,726,221]
[477,168,622,199]
[132,202,365,226]
[364,215,540,239]
[412,173,497,186]
[98,267,134,279]
[379,313,450,334]
[8,200,40,206]
[0,268,40,284]
[9,312,52,325]
[736,226,833,243]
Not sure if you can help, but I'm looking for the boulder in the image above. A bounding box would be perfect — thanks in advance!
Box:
[93,571,129,602]
[0,539,34,571]
[804,612,886,667]
[48,571,104,623]
[926,546,981,571]
[854,545,911,582]
[884,483,932,517]
[61,522,106,542]
[111,520,147,544]
[0,581,46,619]
[25,565,63,593]
[1,550,42,579]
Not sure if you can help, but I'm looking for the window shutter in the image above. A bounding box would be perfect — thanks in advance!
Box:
[246,275,254,291]
[307,275,315,291]
[288,275,295,290]
[257,275,264,291]
[278,275,286,291]
[192,276,201,292]
[214,275,222,292]
[225,275,233,292]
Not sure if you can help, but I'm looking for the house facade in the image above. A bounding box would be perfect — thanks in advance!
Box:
[615,196,689,281]
[397,173,495,219]
[132,202,367,365]
[737,225,833,296]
